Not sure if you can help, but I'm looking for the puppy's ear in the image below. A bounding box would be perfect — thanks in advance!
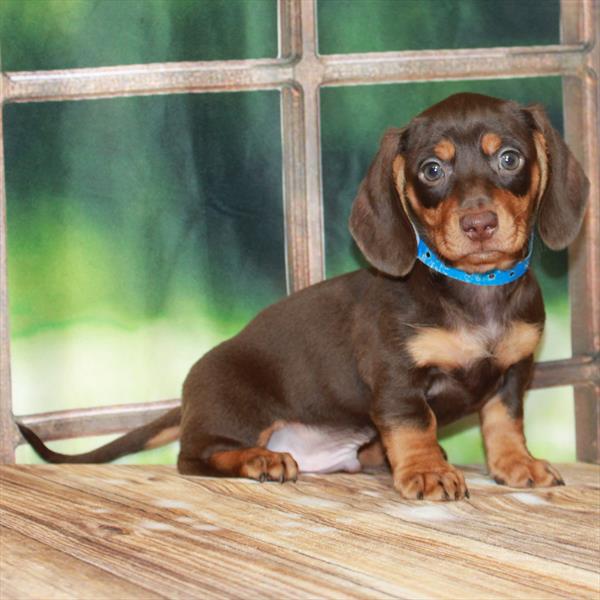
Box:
[525,104,590,250]
[349,128,417,277]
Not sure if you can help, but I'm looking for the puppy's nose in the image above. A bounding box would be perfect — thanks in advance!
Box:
[460,211,498,241]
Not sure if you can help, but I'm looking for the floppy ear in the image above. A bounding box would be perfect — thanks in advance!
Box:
[349,128,417,277]
[525,104,590,250]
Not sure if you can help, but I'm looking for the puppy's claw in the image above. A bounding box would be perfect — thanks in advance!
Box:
[239,449,298,483]
[395,464,466,501]
[547,466,565,486]
[490,458,563,488]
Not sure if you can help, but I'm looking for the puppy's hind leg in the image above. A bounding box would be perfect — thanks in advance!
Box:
[212,447,298,483]
[177,434,298,483]
[177,352,298,482]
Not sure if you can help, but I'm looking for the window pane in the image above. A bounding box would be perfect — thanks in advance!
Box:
[322,78,570,358]
[524,387,575,462]
[440,387,575,465]
[5,91,285,463]
[0,0,277,71]
[318,0,560,54]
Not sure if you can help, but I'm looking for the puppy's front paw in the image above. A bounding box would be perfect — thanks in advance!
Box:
[393,462,468,501]
[490,456,564,488]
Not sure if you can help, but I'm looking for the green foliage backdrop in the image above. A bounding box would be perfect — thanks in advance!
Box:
[1,0,573,465]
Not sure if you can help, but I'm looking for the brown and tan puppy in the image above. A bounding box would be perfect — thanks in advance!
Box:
[20,93,589,501]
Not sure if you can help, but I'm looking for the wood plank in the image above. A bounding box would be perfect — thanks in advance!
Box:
[1,464,599,599]
[0,527,162,600]
[1,467,390,599]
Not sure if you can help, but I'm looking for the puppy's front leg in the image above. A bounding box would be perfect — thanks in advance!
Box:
[480,358,564,488]
[377,404,468,501]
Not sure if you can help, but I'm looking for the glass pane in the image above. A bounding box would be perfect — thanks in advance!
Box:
[440,387,575,465]
[5,91,285,463]
[0,0,277,71]
[322,78,573,465]
[523,387,575,462]
[318,0,560,54]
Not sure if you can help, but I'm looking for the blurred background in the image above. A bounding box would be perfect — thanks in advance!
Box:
[1,0,574,465]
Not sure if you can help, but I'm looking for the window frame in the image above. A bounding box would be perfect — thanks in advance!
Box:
[1,0,598,462]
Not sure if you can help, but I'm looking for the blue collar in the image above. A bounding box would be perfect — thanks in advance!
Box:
[415,235,533,286]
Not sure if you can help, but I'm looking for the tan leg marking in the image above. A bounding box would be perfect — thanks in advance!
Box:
[144,426,181,450]
[480,395,563,488]
[358,439,386,470]
[381,412,467,501]
[208,448,298,483]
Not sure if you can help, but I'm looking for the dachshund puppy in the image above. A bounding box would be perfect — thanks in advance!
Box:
[20,93,589,501]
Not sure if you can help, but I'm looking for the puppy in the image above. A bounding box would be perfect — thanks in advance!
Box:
[19,93,589,501]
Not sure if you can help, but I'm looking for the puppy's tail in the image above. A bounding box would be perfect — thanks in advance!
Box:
[17,407,182,464]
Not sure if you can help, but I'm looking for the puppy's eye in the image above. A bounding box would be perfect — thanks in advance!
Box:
[419,160,445,183]
[498,149,522,171]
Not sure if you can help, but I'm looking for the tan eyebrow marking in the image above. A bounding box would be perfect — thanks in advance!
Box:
[481,132,502,155]
[434,138,455,162]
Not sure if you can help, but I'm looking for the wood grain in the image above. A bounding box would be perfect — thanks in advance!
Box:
[1,463,598,599]
[0,527,161,600]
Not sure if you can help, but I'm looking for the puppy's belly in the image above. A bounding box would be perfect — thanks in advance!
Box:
[266,423,376,474]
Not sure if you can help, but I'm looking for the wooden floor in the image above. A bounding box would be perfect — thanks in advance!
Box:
[1,463,599,599]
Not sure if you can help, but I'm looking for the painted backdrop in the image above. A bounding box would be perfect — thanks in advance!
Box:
[1,0,573,464]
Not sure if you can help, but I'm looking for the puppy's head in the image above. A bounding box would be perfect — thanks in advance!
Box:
[350,92,589,277]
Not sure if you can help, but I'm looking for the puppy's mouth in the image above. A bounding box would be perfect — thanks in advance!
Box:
[452,248,520,273]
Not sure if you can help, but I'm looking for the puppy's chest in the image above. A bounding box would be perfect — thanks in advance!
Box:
[406,320,541,423]
[405,319,541,373]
